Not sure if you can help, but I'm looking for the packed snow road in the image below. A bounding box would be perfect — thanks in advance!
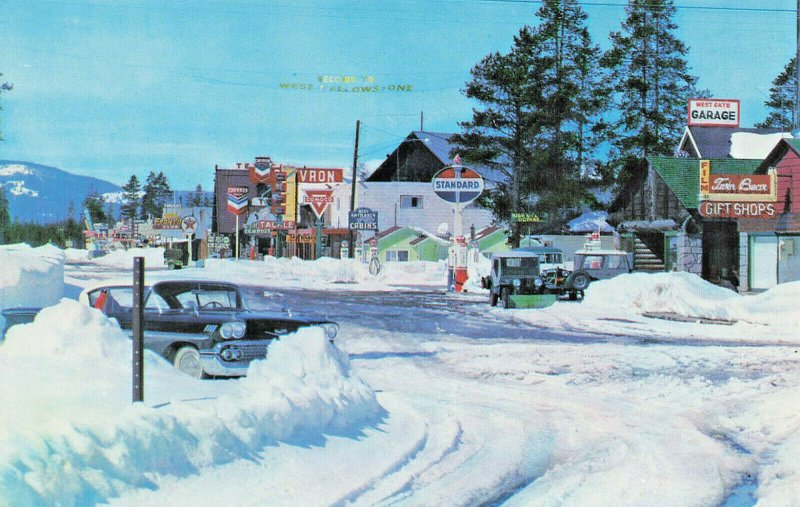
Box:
[38,256,797,505]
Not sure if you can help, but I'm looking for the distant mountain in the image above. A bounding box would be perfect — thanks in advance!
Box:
[0,161,122,223]
[0,161,214,224]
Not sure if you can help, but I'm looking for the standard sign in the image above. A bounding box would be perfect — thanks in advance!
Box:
[687,98,740,127]
[431,166,484,204]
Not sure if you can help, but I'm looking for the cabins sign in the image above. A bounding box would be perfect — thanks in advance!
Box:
[688,98,740,127]
[348,207,378,230]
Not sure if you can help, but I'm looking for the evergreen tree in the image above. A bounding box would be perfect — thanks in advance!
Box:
[602,0,697,167]
[120,175,141,221]
[756,57,796,130]
[141,171,173,219]
[82,189,107,226]
[453,0,607,242]
[190,183,204,207]
[0,186,10,244]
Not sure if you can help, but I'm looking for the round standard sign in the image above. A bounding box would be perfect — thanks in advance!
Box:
[431,166,484,204]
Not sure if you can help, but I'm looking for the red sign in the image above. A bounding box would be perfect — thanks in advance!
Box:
[296,168,344,183]
[244,220,296,234]
[699,201,777,219]
[227,186,249,215]
[303,189,334,218]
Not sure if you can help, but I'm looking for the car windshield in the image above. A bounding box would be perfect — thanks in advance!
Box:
[501,256,538,276]
[149,282,243,310]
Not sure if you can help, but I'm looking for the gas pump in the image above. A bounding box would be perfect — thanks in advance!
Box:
[453,235,468,292]
[340,240,349,259]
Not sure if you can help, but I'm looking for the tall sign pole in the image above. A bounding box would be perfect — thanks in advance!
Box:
[349,120,360,258]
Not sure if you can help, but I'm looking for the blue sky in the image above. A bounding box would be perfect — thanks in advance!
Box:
[0,0,795,190]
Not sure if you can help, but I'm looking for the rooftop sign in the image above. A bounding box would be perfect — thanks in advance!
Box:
[688,98,740,127]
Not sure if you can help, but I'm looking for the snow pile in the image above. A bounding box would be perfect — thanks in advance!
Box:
[0,243,64,331]
[582,272,740,321]
[202,256,447,290]
[727,280,800,327]
[0,300,379,506]
[63,247,90,263]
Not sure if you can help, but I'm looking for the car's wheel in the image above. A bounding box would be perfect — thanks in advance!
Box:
[173,346,206,379]
[500,288,511,309]
[567,271,591,291]
[490,291,498,306]
[569,291,578,301]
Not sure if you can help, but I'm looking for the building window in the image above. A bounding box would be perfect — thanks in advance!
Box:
[386,250,410,262]
[400,195,423,209]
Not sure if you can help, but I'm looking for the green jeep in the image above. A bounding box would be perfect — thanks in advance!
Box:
[164,247,189,269]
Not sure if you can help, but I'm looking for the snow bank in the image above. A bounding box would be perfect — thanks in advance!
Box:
[0,300,380,506]
[90,247,166,269]
[63,247,90,263]
[581,272,800,329]
[202,255,447,290]
[582,272,740,321]
[0,243,64,331]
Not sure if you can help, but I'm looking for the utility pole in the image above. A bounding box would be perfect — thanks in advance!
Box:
[795,0,800,129]
[348,120,360,258]
[420,111,424,131]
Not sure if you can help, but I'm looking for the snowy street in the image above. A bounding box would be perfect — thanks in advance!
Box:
[0,248,798,506]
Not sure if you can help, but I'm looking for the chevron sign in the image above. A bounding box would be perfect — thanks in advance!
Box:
[249,161,274,184]
[227,186,249,215]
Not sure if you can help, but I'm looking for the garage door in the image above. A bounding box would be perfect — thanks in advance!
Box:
[750,235,778,290]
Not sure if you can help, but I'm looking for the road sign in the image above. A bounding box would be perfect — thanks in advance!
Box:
[348,207,379,230]
[303,189,334,218]
[431,166,484,204]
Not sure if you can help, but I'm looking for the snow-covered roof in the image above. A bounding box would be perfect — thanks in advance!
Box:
[567,211,614,233]
[729,131,793,159]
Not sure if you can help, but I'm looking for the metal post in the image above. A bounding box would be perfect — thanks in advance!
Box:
[795,0,800,129]
[235,214,239,260]
[132,257,144,403]
[316,217,323,259]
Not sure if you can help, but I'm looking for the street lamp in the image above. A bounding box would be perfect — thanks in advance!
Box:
[394,137,429,182]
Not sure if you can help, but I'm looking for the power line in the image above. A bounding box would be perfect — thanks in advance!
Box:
[475,0,796,14]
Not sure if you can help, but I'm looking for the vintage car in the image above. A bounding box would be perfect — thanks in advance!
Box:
[482,250,590,308]
[572,249,634,281]
[80,279,339,378]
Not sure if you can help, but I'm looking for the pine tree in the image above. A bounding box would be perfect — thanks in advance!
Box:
[0,186,10,244]
[121,175,141,221]
[602,0,697,165]
[141,171,173,219]
[756,57,796,130]
[190,183,204,207]
[82,189,107,225]
[453,0,607,242]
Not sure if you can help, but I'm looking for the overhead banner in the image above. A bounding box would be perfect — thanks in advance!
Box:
[227,186,249,215]
[688,98,740,127]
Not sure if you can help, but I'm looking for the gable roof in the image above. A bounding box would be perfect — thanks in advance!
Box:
[678,126,785,158]
[757,137,800,173]
[648,157,762,209]
[367,131,507,185]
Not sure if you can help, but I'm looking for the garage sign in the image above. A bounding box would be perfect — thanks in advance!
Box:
[688,99,740,127]
[432,166,484,204]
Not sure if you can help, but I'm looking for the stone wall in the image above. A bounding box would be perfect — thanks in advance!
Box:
[678,232,702,275]
[738,232,749,292]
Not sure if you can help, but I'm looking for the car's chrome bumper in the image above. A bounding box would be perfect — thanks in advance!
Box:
[199,339,270,377]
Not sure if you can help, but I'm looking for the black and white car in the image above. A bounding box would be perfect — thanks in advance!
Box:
[80,279,338,378]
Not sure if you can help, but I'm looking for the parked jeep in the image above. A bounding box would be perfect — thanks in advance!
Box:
[572,249,634,281]
[164,246,189,269]
[481,251,590,308]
